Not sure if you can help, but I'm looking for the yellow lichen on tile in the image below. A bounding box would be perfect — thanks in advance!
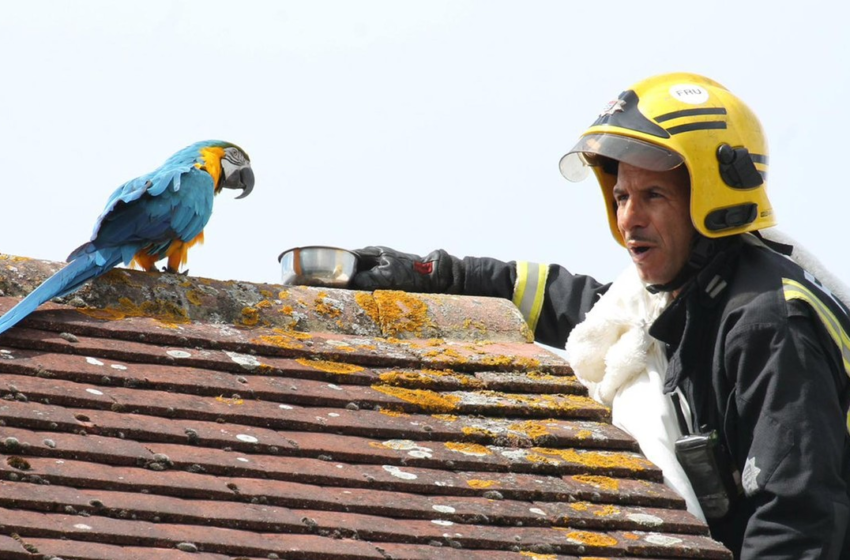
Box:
[593,505,621,517]
[444,442,492,456]
[466,391,585,415]
[569,502,590,512]
[279,305,294,315]
[527,371,558,381]
[521,322,534,343]
[525,453,560,466]
[380,368,482,389]
[463,318,488,333]
[254,336,304,350]
[77,308,127,321]
[423,348,468,362]
[77,297,190,325]
[462,344,488,356]
[185,290,203,305]
[466,479,497,489]
[296,358,364,374]
[377,408,409,417]
[314,294,342,318]
[384,337,407,345]
[256,300,273,309]
[478,354,541,369]
[519,552,556,560]
[461,426,497,438]
[533,448,649,470]
[216,395,244,406]
[101,270,142,287]
[372,385,459,413]
[432,414,459,422]
[555,529,618,547]
[139,297,191,323]
[508,420,551,440]
[379,370,436,386]
[0,254,31,262]
[272,328,312,340]
[240,307,260,327]
[372,290,432,337]
[512,356,542,369]
[253,327,311,349]
[278,290,291,299]
[572,475,620,492]
[354,292,380,324]
[576,430,593,439]
[477,355,513,367]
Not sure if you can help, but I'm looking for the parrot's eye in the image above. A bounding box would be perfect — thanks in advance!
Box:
[224,147,248,166]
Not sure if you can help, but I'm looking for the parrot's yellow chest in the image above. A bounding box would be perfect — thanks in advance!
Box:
[195,146,226,190]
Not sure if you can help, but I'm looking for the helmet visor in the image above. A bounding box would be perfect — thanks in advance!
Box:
[559,133,684,182]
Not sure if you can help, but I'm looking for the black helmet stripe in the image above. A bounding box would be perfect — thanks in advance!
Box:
[667,121,727,135]
[654,107,728,122]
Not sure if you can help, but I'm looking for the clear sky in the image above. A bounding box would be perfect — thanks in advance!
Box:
[2,1,847,291]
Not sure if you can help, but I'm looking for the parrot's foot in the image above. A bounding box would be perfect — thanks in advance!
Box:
[162,266,190,276]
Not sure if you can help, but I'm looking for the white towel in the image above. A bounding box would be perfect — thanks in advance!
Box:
[566,266,705,521]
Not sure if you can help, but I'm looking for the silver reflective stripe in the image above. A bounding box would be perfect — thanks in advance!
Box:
[512,261,549,333]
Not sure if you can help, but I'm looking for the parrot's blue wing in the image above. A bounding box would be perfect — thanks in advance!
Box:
[83,155,200,247]
[78,168,216,264]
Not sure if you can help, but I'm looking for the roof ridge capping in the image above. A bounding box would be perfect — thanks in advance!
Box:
[0,253,534,343]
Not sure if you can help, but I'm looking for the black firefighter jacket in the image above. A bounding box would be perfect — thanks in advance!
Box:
[459,235,850,559]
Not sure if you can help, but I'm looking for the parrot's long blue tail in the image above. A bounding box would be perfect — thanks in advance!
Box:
[0,248,123,336]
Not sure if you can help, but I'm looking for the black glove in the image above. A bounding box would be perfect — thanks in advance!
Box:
[350,246,465,294]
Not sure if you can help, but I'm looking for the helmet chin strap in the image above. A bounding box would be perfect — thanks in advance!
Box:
[645,235,723,294]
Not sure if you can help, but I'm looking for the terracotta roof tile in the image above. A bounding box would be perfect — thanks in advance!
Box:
[0,254,731,559]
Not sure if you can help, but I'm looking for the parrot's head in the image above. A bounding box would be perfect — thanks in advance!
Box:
[217,145,254,199]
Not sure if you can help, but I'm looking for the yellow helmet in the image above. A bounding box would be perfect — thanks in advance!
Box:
[560,72,774,245]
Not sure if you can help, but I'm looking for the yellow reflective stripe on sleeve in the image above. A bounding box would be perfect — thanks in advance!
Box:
[782,278,850,376]
[512,261,549,333]
[513,261,529,310]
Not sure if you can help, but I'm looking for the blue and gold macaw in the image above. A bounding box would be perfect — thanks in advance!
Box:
[0,140,254,335]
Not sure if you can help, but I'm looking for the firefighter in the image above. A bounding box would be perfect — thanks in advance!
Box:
[351,72,850,558]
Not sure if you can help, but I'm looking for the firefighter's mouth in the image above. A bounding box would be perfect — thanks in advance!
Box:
[626,242,654,259]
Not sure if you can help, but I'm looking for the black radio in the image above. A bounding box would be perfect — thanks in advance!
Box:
[671,392,742,520]
[675,430,742,519]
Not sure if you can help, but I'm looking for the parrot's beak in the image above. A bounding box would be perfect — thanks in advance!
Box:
[222,166,254,199]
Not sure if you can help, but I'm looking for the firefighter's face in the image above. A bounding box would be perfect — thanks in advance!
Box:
[614,162,696,287]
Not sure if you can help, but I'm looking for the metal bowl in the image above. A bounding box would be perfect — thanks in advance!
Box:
[278,246,358,288]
